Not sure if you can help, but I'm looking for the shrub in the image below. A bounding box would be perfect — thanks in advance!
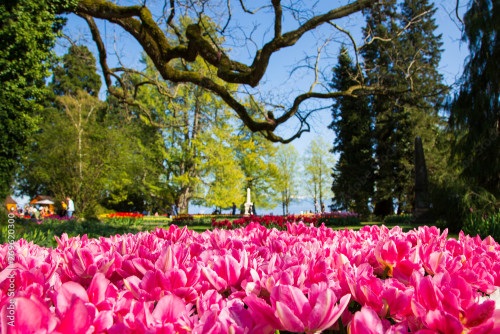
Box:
[317,212,361,226]
[462,211,500,240]
[383,214,414,226]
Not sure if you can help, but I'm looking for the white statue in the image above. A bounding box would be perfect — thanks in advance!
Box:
[244,188,253,216]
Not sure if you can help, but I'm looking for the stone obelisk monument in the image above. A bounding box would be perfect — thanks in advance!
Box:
[414,136,430,224]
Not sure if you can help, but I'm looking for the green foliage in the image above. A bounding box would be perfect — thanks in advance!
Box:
[274,145,299,215]
[236,122,280,211]
[18,45,141,217]
[448,0,500,196]
[0,0,72,199]
[201,119,245,210]
[383,214,414,226]
[317,215,361,227]
[126,50,244,213]
[303,137,334,209]
[462,211,500,241]
[18,90,137,217]
[358,0,447,216]
[329,47,374,216]
[51,44,102,96]
[125,48,279,214]
[429,178,499,233]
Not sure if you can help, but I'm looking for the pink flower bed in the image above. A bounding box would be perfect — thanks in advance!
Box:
[1,223,499,333]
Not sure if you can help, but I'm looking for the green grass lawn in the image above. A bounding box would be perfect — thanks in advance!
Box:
[2,217,460,248]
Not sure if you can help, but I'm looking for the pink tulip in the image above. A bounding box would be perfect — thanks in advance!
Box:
[349,306,390,334]
[55,298,92,334]
[153,293,190,322]
[265,284,350,333]
[1,297,58,334]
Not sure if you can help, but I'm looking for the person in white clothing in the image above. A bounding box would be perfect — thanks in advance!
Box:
[66,197,75,218]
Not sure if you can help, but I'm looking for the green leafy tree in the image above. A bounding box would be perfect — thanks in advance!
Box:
[303,137,335,211]
[393,0,447,213]
[18,45,138,217]
[132,53,240,214]
[199,113,245,211]
[235,102,280,211]
[274,144,299,215]
[0,0,73,199]
[329,47,374,216]
[18,91,137,216]
[448,0,500,196]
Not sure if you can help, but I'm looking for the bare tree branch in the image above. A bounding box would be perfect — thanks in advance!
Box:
[327,21,363,82]
[456,0,464,27]
[238,0,267,14]
[271,0,283,38]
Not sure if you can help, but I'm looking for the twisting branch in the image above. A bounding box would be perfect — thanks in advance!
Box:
[110,67,182,99]
[79,14,113,89]
[166,0,175,25]
[72,0,418,143]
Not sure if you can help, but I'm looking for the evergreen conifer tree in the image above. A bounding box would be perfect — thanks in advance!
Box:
[361,0,446,215]
[329,47,374,217]
[448,0,500,196]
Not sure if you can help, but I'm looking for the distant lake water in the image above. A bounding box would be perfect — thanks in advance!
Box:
[188,198,332,216]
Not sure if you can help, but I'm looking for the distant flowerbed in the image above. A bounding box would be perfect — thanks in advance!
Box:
[1,222,499,333]
[212,212,360,228]
[101,212,145,219]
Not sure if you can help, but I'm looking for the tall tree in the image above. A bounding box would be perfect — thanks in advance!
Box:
[274,145,299,215]
[361,0,446,215]
[303,137,334,210]
[130,52,241,214]
[51,44,102,97]
[392,0,447,213]
[236,101,280,211]
[199,113,245,212]
[0,0,72,199]
[17,45,137,216]
[329,47,374,216]
[448,0,500,196]
[18,91,138,216]
[362,0,399,216]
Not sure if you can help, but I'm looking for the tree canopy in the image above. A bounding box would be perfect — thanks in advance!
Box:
[0,0,72,199]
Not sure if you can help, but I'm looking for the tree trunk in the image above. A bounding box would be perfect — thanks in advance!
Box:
[177,187,191,214]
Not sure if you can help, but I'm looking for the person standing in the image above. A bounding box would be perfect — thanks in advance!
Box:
[314,200,320,214]
[321,202,325,214]
[232,202,237,215]
[66,197,75,218]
